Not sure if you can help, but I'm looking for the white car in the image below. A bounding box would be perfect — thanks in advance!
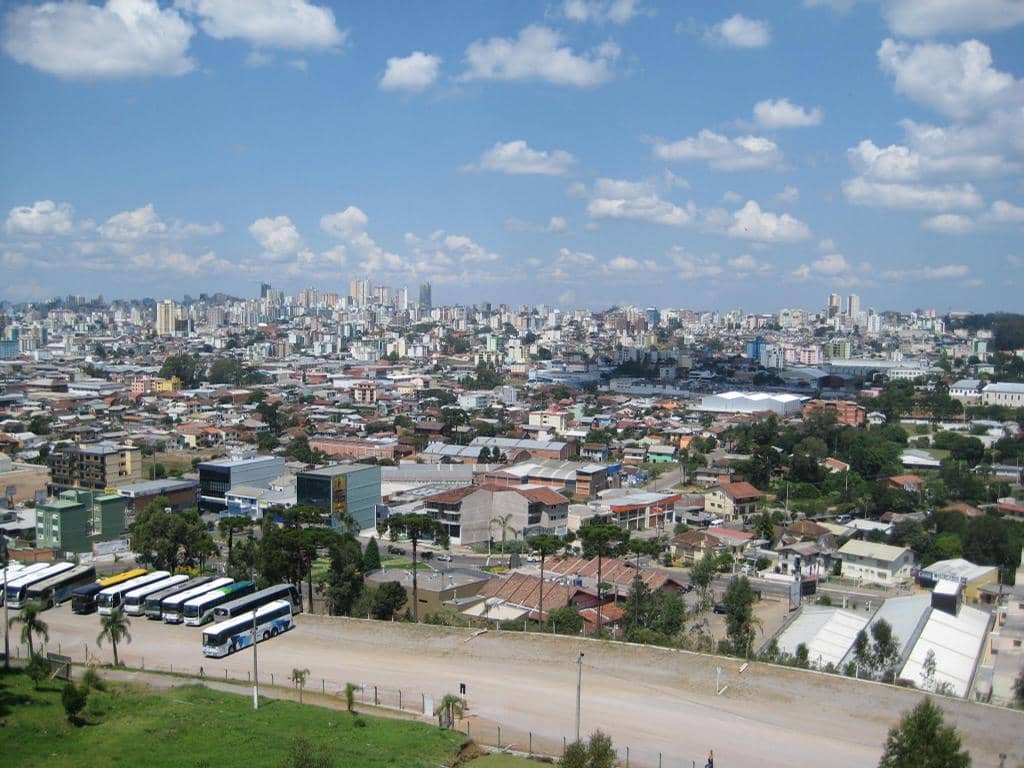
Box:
[436,554,452,562]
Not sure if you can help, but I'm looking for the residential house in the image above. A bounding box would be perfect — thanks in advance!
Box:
[422,484,569,546]
[704,481,763,522]
[836,540,915,585]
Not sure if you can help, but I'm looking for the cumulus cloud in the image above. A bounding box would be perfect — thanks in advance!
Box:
[922,213,976,234]
[3,0,195,79]
[563,0,643,24]
[653,130,781,171]
[319,206,404,273]
[505,216,568,233]
[706,15,770,48]
[882,0,1024,37]
[982,200,1024,224]
[585,178,694,227]
[728,201,811,242]
[4,200,79,236]
[878,39,1021,121]
[545,247,596,281]
[470,140,576,176]
[843,177,983,210]
[177,0,346,50]
[250,215,304,258]
[98,203,222,240]
[671,249,724,280]
[380,51,441,91]
[461,25,619,87]
[881,263,971,280]
[775,185,800,204]
[727,253,769,276]
[753,98,823,129]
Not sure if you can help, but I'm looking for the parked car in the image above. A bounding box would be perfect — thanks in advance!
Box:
[436,554,452,562]
[713,603,728,614]
[526,552,541,563]
[387,545,406,555]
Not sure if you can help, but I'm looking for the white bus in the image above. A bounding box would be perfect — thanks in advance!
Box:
[25,565,97,608]
[97,571,170,616]
[212,583,302,621]
[162,578,233,624]
[122,574,189,616]
[202,600,294,658]
[5,562,75,609]
[144,576,215,620]
[182,581,255,626]
[0,563,36,605]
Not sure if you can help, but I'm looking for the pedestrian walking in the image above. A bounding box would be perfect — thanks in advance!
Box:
[459,681,466,695]
[705,749,714,768]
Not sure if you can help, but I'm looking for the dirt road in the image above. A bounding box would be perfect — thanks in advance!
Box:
[27,604,1024,768]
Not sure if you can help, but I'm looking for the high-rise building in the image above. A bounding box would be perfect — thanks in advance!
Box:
[419,281,432,311]
[155,299,178,336]
[847,294,860,322]
[349,278,371,307]
[260,282,272,299]
[396,286,409,311]
[827,293,841,318]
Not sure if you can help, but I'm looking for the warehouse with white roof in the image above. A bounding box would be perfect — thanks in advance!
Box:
[696,391,809,416]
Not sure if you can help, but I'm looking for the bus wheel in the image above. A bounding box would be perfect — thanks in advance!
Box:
[270,627,279,637]
[262,631,270,640]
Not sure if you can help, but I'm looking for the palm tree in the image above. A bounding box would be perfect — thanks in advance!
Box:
[490,514,514,566]
[290,667,310,703]
[434,693,466,729]
[387,513,448,622]
[97,609,131,666]
[10,601,48,657]
[528,534,562,628]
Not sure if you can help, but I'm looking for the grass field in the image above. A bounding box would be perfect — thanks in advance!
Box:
[471,755,544,767]
[0,671,465,768]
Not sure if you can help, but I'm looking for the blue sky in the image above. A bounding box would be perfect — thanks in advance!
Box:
[2,0,1023,311]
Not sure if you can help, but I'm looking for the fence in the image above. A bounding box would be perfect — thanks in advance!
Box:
[6,639,710,768]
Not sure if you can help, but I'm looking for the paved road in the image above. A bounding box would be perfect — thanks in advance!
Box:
[25,604,1024,768]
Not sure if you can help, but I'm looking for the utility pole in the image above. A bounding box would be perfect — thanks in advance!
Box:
[252,609,259,710]
[2,537,9,671]
[575,651,585,742]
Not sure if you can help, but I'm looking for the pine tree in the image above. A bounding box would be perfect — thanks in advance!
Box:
[879,699,970,768]
[363,537,381,571]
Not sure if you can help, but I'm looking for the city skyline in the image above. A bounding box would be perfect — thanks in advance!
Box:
[2,1,1023,309]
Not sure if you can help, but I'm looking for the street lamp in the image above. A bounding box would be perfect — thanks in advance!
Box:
[252,609,259,710]
[574,651,585,742]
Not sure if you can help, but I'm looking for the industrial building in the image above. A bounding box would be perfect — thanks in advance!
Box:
[197,455,285,513]
[696,391,808,416]
[296,462,381,531]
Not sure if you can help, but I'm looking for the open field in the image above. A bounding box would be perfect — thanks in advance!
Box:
[25,603,1024,768]
[0,671,463,768]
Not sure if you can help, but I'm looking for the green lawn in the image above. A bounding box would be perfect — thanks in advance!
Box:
[380,557,431,570]
[471,755,546,767]
[0,671,463,768]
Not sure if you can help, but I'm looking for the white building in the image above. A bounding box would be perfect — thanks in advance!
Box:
[836,540,914,585]
[696,391,808,416]
[981,382,1024,408]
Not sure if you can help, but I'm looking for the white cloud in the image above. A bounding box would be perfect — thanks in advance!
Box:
[3,0,195,79]
[846,138,1007,182]
[983,200,1024,225]
[818,239,837,252]
[775,185,800,204]
[177,0,346,50]
[881,264,970,280]
[878,39,1021,121]
[250,215,303,258]
[706,15,770,48]
[128,247,233,275]
[812,253,851,274]
[380,51,441,91]
[320,206,406,274]
[671,249,723,280]
[461,25,619,87]
[922,213,976,234]
[4,200,78,236]
[98,203,221,240]
[606,255,640,271]
[563,0,643,24]
[727,253,769,275]
[882,0,1024,37]
[320,207,367,239]
[728,201,811,242]
[653,130,781,171]
[505,216,568,233]
[843,177,983,210]
[722,191,743,204]
[471,140,576,176]
[585,178,693,227]
[753,98,823,129]
[544,247,596,281]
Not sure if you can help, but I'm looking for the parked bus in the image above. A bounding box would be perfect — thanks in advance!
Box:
[143,576,214,620]
[162,578,234,624]
[123,574,189,616]
[202,600,294,658]
[24,565,96,608]
[183,581,255,626]
[212,583,302,621]
[1,563,47,605]
[70,568,148,615]
[5,562,75,609]
[97,571,170,616]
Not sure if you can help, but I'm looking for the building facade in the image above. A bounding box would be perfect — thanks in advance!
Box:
[197,456,285,513]
[296,463,381,531]
[49,443,143,491]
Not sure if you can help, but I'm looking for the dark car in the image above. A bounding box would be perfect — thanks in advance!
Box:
[713,603,728,614]
[387,545,406,555]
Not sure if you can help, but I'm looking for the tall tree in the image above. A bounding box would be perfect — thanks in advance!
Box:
[9,602,48,657]
[363,536,382,571]
[528,534,563,627]
[97,609,131,666]
[690,553,716,615]
[490,513,515,565]
[386,514,448,622]
[878,699,971,768]
[723,576,757,658]
[578,522,629,634]
[218,516,253,560]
